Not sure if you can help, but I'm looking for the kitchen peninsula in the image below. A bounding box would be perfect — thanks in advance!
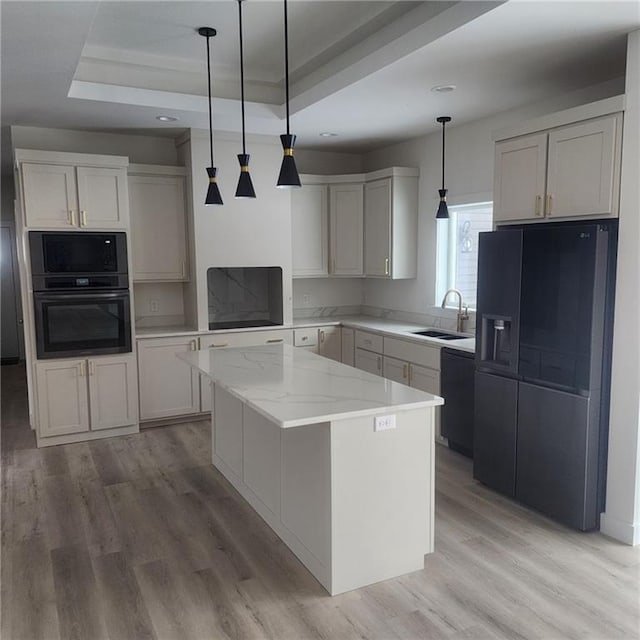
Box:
[180,343,443,595]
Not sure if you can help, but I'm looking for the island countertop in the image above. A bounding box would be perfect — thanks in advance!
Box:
[179,343,443,429]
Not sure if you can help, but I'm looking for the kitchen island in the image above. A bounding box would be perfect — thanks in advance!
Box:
[180,343,443,595]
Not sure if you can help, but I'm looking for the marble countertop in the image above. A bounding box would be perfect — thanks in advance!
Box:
[136,316,475,354]
[179,343,443,429]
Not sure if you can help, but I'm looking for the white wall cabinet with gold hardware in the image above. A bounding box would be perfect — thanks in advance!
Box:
[364,170,418,279]
[128,165,189,282]
[137,336,201,420]
[292,184,329,277]
[16,150,129,230]
[35,354,137,441]
[493,113,622,224]
[329,183,364,276]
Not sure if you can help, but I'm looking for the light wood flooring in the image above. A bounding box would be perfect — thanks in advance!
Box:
[2,363,639,640]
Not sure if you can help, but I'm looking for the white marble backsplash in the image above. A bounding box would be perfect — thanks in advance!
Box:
[292,305,362,320]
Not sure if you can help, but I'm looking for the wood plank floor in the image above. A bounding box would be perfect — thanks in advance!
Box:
[2,363,639,640]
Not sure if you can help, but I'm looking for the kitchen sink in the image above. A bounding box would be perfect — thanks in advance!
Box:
[411,329,468,340]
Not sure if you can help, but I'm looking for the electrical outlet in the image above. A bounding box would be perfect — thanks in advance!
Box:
[149,299,160,313]
[374,414,396,432]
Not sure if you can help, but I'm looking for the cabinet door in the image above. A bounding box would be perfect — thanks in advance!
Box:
[318,326,341,362]
[137,337,200,420]
[364,179,392,277]
[493,133,547,223]
[383,356,409,386]
[354,348,382,376]
[292,184,328,277]
[200,376,213,413]
[409,363,443,443]
[330,183,363,276]
[546,115,619,219]
[341,327,355,367]
[21,163,78,228]
[213,385,243,479]
[76,166,129,229]
[36,359,89,437]
[129,175,188,281]
[200,329,293,350]
[88,355,138,430]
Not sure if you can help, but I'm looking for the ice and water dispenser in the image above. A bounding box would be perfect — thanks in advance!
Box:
[479,315,514,368]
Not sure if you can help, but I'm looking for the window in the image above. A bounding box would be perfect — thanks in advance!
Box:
[436,202,493,310]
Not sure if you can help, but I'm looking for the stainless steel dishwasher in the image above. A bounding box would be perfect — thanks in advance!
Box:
[440,347,475,458]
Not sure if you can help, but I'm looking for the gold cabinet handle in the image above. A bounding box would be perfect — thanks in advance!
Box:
[190,339,197,351]
[377,356,382,372]
[209,342,228,348]
[89,361,95,376]
[301,336,308,342]
[408,364,413,386]
[80,210,87,227]
[69,210,76,226]
[320,330,325,343]
[402,363,408,380]
[546,194,553,216]
[266,338,283,343]
[535,195,543,217]
[384,257,390,276]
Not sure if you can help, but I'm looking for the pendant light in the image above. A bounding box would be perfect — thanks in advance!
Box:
[436,116,451,219]
[235,0,256,198]
[198,26,223,205]
[276,0,301,188]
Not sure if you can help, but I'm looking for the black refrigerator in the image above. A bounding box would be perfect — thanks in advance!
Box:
[473,220,617,531]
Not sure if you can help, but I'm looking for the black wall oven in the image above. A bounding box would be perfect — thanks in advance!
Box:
[30,231,132,359]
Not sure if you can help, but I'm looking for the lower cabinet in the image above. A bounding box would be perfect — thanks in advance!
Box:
[35,354,137,438]
[318,326,341,362]
[341,327,355,366]
[355,348,382,375]
[137,336,200,420]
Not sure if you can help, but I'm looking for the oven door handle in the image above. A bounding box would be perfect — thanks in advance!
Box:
[34,291,129,302]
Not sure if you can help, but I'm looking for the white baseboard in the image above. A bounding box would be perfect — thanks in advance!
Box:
[600,512,640,546]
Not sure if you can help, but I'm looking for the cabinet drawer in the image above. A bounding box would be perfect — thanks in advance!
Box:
[355,330,383,353]
[294,328,318,347]
[384,336,440,370]
[201,329,293,349]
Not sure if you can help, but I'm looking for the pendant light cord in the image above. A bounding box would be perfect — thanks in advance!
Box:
[205,34,214,167]
[441,120,446,191]
[238,0,247,155]
[284,0,290,136]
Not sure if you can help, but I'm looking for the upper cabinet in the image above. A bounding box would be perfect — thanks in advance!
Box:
[329,183,364,276]
[292,184,329,277]
[292,168,417,280]
[16,150,129,230]
[128,165,189,282]
[364,170,418,279]
[493,111,622,224]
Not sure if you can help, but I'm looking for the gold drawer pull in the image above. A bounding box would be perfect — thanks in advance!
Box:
[535,195,543,217]
[266,338,283,343]
[546,194,553,216]
[81,210,87,227]
[209,342,228,348]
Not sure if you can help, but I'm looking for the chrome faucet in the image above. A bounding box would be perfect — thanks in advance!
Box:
[441,288,469,333]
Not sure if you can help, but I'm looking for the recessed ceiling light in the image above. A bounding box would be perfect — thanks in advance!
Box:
[319,132,338,137]
[156,115,178,122]
[431,84,457,93]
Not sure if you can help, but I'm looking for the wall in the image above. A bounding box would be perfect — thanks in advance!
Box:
[296,149,364,175]
[9,125,179,165]
[180,129,294,331]
[601,31,640,545]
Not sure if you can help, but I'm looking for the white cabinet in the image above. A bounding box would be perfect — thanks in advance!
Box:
[354,330,383,375]
[341,327,355,367]
[364,173,418,279]
[137,336,200,420]
[329,183,363,276]
[213,384,243,479]
[19,157,129,229]
[382,356,410,385]
[128,168,188,281]
[493,114,622,224]
[292,184,328,277]
[318,326,341,362]
[35,354,137,439]
[355,348,382,376]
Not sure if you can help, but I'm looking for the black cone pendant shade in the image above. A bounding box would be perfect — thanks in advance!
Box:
[277,0,301,188]
[436,116,451,219]
[235,0,256,198]
[199,26,223,205]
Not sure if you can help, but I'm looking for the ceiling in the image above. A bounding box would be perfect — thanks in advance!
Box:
[1,0,639,162]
